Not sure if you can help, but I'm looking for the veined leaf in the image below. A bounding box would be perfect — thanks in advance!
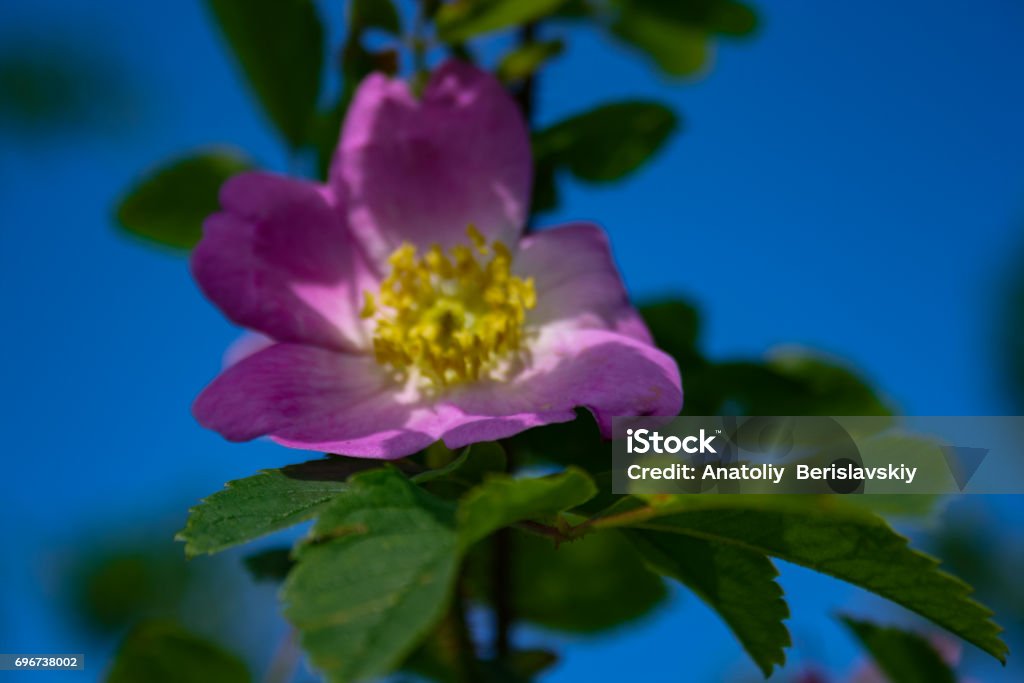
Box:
[458,467,596,545]
[604,498,1007,663]
[534,101,678,183]
[116,150,250,250]
[206,0,323,148]
[176,458,361,557]
[437,0,570,43]
[414,441,508,499]
[625,530,789,676]
[283,469,460,683]
[106,620,249,683]
[841,615,958,683]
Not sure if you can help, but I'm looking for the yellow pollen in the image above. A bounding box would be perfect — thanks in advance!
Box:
[362,226,536,388]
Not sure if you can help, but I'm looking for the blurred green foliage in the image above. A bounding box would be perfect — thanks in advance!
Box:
[115,150,251,250]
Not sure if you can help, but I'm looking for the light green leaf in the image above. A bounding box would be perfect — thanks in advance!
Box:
[116,150,250,250]
[459,468,596,545]
[534,101,678,182]
[841,616,958,683]
[176,458,362,557]
[437,0,569,43]
[284,469,460,683]
[625,529,789,676]
[497,39,565,83]
[607,498,1007,663]
[106,620,249,683]
[206,0,323,148]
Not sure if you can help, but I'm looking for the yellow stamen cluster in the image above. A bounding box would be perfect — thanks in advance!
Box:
[362,226,536,388]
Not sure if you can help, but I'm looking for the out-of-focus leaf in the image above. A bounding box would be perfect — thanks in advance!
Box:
[66,546,189,633]
[601,497,1007,663]
[611,6,709,77]
[620,0,757,36]
[0,45,130,137]
[722,351,893,416]
[497,39,564,83]
[841,616,958,683]
[243,547,295,582]
[350,0,402,34]
[106,620,249,683]
[534,101,678,182]
[468,528,668,632]
[206,0,323,148]
[437,0,570,43]
[176,458,363,557]
[116,150,250,250]
[458,468,597,545]
[284,469,460,682]
[625,530,789,676]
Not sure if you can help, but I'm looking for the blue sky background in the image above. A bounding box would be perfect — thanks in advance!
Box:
[1,0,1023,681]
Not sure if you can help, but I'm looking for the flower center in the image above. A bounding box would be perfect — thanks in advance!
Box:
[361,226,536,388]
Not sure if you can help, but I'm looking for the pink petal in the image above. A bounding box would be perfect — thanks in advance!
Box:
[335,60,531,266]
[439,328,683,448]
[192,172,376,351]
[193,343,436,459]
[516,223,653,342]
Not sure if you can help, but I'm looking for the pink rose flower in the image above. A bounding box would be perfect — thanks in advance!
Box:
[191,61,682,459]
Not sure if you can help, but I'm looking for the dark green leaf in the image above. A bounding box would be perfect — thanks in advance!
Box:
[206,0,323,148]
[608,498,1007,663]
[617,0,757,37]
[284,469,460,682]
[437,0,570,43]
[625,530,789,676]
[467,528,668,633]
[611,6,709,77]
[243,547,295,582]
[414,441,508,498]
[841,616,958,683]
[176,458,358,557]
[497,39,565,83]
[458,467,596,545]
[640,299,702,367]
[116,150,250,250]
[349,0,402,34]
[106,620,249,683]
[534,101,678,182]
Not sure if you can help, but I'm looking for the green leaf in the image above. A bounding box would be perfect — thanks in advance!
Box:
[437,0,570,43]
[176,458,366,557]
[458,468,597,545]
[349,0,402,34]
[611,6,710,77]
[608,498,1007,663]
[106,620,249,683]
[468,528,668,633]
[414,441,508,498]
[841,616,958,683]
[116,150,250,250]
[284,469,460,683]
[625,530,789,676]
[497,39,565,83]
[243,547,294,582]
[206,0,323,148]
[534,101,678,182]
